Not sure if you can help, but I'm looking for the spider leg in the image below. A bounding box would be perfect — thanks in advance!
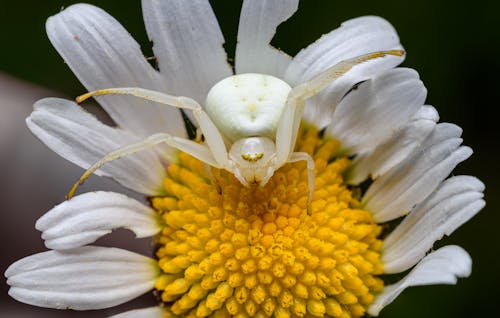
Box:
[275,50,405,164]
[289,152,315,213]
[67,133,219,199]
[77,87,230,169]
[289,50,404,101]
[259,165,276,188]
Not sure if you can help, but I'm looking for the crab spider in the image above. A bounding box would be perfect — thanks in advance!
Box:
[67,50,404,203]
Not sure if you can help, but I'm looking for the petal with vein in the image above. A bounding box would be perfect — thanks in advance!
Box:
[382,176,484,273]
[46,3,185,142]
[327,68,426,154]
[363,123,472,222]
[5,246,159,310]
[27,98,166,195]
[368,245,472,316]
[235,0,298,77]
[142,0,232,105]
[285,16,404,128]
[36,191,162,250]
[347,105,438,184]
[109,306,164,318]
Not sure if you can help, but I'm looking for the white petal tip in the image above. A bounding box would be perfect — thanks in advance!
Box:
[369,246,472,316]
[35,192,161,250]
[5,247,158,310]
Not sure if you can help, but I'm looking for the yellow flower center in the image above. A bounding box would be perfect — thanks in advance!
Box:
[152,127,383,318]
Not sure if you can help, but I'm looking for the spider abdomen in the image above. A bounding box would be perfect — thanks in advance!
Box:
[205,73,291,142]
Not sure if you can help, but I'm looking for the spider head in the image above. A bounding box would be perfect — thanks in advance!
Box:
[228,137,277,187]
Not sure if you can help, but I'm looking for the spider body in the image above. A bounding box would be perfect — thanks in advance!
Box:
[68,50,404,201]
[206,73,292,186]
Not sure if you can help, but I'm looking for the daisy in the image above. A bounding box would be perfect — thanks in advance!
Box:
[5,1,485,317]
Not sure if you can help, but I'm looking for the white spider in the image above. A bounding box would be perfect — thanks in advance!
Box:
[67,50,404,203]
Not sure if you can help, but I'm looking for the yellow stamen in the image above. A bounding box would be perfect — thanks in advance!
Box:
[152,127,383,317]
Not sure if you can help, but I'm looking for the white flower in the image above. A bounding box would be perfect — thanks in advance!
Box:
[5,1,484,317]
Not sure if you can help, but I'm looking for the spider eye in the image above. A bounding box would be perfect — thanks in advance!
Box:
[205,73,291,142]
[241,152,264,162]
[229,137,275,165]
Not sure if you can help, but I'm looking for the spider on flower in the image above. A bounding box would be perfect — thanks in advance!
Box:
[68,50,404,206]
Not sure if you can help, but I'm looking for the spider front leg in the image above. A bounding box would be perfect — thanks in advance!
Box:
[274,50,405,208]
[276,50,404,157]
[276,49,405,163]
[77,87,230,169]
[68,87,234,198]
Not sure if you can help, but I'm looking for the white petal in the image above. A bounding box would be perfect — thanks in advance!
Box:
[285,16,404,128]
[5,246,159,310]
[235,0,298,77]
[46,3,185,142]
[382,176,484,273]
[109,306,164,318]
[36,191,162,250]
[368,245,472,316]
[327,68,426,154]
[363,123,472,222]
[27,98,166,195]
[142,0,232,105]
[347,105,438,184]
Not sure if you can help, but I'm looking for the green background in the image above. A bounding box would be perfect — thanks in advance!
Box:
[1,0,499,317]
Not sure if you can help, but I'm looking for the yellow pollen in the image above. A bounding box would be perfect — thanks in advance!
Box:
[152,127,383,317]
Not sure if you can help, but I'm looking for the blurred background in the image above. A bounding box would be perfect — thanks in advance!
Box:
[1,0,498,317]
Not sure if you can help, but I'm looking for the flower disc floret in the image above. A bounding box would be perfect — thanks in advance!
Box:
[152,127,383,318]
